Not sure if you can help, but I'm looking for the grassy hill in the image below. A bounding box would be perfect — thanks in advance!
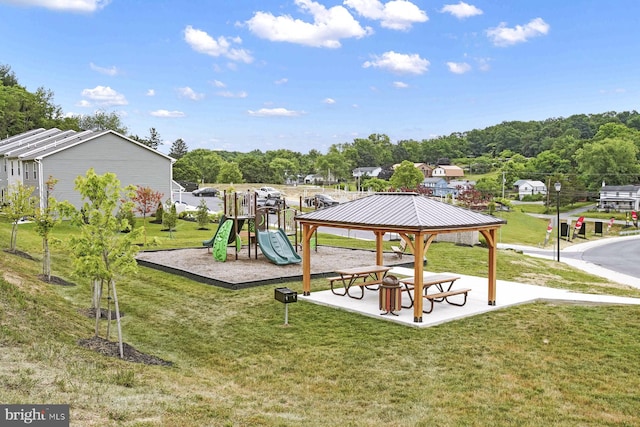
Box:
[1,213,640,426]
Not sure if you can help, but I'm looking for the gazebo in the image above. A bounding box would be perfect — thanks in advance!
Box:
[295,193,507,323]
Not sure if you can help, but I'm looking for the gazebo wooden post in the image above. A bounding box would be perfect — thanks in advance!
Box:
[481,228,498,305]
[375,231,384,266]
[413,231,425,322]
[302,223,314,296]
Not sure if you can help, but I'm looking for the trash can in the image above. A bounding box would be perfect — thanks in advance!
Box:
[379,275,401,316]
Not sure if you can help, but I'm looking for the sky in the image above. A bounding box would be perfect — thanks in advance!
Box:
[1,0,638,155]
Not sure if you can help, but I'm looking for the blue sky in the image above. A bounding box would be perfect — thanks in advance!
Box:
[1,1,638,155]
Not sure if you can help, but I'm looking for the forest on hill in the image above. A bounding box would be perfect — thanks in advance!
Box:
[2,63,639,197]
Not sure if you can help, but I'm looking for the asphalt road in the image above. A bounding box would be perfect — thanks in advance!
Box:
[579,238,640,278]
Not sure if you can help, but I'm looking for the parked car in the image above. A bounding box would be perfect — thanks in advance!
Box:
[174,201,198,214]
[304,194,340,208]
[192,187,219,197]
[257,197,286,213]
[177,180,198,192]
[256,186,282,199]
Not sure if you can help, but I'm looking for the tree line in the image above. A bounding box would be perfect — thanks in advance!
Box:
[3,63,640,198]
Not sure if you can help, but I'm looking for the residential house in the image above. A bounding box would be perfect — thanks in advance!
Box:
[432,165,464,180]
[0,128,175,210]
[448,180,476,197]
[421,177,449,197]
[599,184,640,211]
[352,166,382,178]
[513,179,547,200]
[393,162,433,178]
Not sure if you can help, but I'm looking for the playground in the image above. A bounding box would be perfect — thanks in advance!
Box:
[137,190,414,289]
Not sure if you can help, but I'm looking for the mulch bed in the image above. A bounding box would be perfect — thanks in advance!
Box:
[78,336,173,366]
[3,248,36,260]
[38,274,76,286]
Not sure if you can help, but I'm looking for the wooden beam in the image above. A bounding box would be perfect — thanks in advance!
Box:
[301,223,318,296]
[375,231,384,265]
[413,232,425,322]
[480,228,497,305]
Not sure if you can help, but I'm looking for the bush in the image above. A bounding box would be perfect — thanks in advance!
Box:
[153,202,164,224]
[116,206,136,232]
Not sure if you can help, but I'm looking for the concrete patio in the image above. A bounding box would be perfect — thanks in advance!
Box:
[299,266,640,328]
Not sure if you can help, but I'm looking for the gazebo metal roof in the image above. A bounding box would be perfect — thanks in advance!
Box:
[296,192,505,231]
[295,192,506,323]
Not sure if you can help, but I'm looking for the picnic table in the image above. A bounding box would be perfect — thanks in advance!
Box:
[328,265,392,300]
[399,273,470,313]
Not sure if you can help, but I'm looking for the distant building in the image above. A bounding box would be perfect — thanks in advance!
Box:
[513,179,547,200]
[0,128,175,209]
[599,184,640,211]
[432,165,464,180]
[352,166,382,178]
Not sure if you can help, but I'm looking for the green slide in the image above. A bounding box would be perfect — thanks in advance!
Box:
[256,229,302,265]
[204,216,245,250]
[213,219,235,262]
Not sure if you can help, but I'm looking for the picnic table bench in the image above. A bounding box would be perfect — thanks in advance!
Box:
[328,265,391,300]
[398,273,470,313]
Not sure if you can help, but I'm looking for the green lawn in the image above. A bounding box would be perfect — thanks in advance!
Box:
[1,214,640,426]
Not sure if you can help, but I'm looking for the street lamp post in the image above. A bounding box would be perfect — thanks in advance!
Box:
[555,182,562,262]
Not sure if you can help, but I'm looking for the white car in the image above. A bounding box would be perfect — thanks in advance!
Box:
[256,186,282,199]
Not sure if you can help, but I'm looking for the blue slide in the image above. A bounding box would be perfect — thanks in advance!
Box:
[256,229,302,265]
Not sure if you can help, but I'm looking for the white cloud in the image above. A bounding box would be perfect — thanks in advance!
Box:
[275,78,288,85]
[447,61,472,74]
[80,85,127,106]
[177,86,205,101]
[323,98,336,104]
[486,18,550,47]
[76,99,91,107]
[184,25,253,63]
[363,51,429,74]
[89,62,119,76]
[246,0,373,48]
[393,81,408,88]
[1,0,110,12]
[248,108,303,117]
[146,89,155,96]
[440,2,482,19]
[345,0,428,30]
[476,57,491,71]
[217,91,248,98]
[212,80,226,88]
[150,110,185,118]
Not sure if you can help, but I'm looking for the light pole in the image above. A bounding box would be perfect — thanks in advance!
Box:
[555,182,561,262]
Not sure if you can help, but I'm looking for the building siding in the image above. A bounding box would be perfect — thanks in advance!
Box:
[40,133,173,208]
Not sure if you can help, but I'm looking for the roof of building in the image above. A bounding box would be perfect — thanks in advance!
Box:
[0,128,175,162]
[296,192,505,232]
[601,185,640,192]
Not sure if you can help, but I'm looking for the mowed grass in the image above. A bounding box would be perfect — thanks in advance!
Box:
[1,213,640,426]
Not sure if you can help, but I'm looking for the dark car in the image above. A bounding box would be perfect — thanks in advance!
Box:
[192,187,219,197]
[304,194,340,208]
[177,180,198,192]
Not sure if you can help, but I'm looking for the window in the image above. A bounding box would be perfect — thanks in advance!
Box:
[25,164,29,180]
[10,161,14,176]
[33,163,37,180]
[17,162,20,175]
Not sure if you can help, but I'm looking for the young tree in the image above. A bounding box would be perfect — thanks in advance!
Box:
[196,199,211,229]
[162,199,178,237]
[132,185,163,245]
[4,183,36,252]
[33,177,72,281]
[68,169,141,358]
